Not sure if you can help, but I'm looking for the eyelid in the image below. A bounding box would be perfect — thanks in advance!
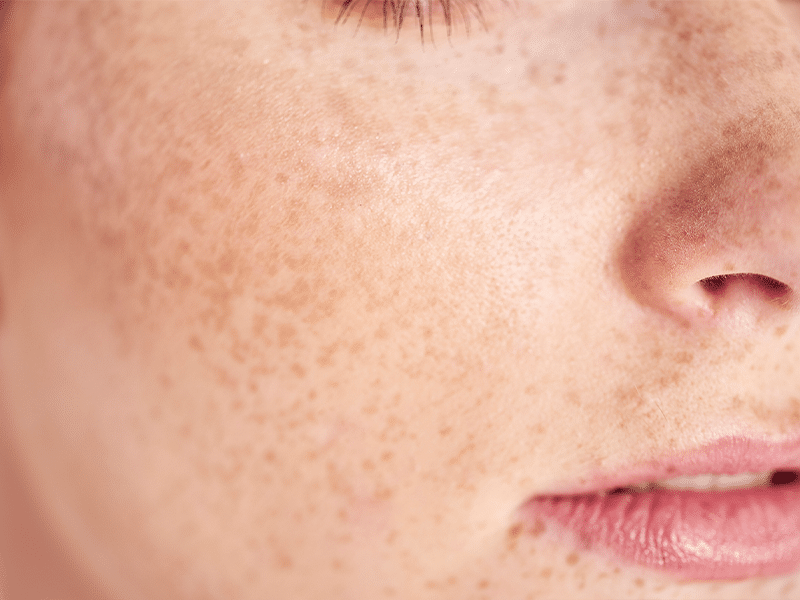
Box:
[321,0,497,42]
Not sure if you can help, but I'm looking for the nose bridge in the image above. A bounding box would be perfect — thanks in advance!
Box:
[617,2,800,327]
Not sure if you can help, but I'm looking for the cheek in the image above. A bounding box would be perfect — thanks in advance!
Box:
[0,42,551,595]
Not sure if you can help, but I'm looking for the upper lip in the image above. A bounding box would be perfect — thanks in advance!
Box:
[537,435,800,496]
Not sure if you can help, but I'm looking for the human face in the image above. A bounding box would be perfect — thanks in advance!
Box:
[4,1,800,598]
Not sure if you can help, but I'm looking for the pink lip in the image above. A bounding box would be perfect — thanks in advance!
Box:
[518,436,800,580]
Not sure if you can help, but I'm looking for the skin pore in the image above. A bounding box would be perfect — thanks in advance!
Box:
[3,1,800,598]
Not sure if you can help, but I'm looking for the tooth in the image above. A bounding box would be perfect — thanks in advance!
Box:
[653,472,772,491]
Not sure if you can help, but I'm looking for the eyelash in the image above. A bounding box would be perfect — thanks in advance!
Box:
[324,0,493,42]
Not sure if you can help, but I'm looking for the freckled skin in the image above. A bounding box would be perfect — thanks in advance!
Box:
[3,1,800,599]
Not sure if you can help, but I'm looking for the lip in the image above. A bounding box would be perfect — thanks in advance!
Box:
[518,436,800,580]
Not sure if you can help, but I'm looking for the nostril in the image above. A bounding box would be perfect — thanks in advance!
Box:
[698,274,730,295]
[756,275,794,302]
[698,273,793,307]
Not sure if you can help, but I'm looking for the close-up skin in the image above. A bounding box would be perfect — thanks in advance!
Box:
[5,0,800,599]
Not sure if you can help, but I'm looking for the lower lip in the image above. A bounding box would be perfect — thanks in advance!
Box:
[521,482,800,579]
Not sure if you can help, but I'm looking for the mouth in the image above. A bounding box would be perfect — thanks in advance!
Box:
[517,437,800,580]
[605,468,798,494]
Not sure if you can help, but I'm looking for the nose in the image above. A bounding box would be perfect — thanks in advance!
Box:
[618,1,800,334]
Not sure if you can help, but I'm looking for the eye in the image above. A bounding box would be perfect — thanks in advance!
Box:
[320,0,496,43]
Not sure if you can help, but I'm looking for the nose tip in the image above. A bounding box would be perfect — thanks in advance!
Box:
[618,106,800,331]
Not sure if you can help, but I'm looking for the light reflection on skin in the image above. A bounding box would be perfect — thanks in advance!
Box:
[3,1,800,599]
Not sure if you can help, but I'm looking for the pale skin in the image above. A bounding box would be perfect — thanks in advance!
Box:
[3,1,800,598]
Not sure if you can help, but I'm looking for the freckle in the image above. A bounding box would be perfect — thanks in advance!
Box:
[210,190,233,212]
[376,486,394,500]
[218,250,238,276]
[612,328,630,343]
[477,579,489,589]
[276,173,289,184]
[362,459,374,471]
[214,366,237,389]
[274,278,313,312]
[350,339,365,354]
[188,334,205,352]
[317,342,340,367]
[764,174,783,193]
[250,365,273,380]
[158,373,173,389]
[526,518,545,538]
[775,325,788,338]
[529,423,545,435]
[252,313,269,337]
[382,529,397,545]
[539,568,552,579]
[308,389,317,400]
[566,553,579,565]
[635,577,644,587]
[526,63,540,83]
[439,426,452,437]
[524,385,536,395]
[729,395,744,410]
[290,363,306,378]
[278,324,297,348]
[276,553,294,570]
[165,195,189,216]
[654,371,681,390]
